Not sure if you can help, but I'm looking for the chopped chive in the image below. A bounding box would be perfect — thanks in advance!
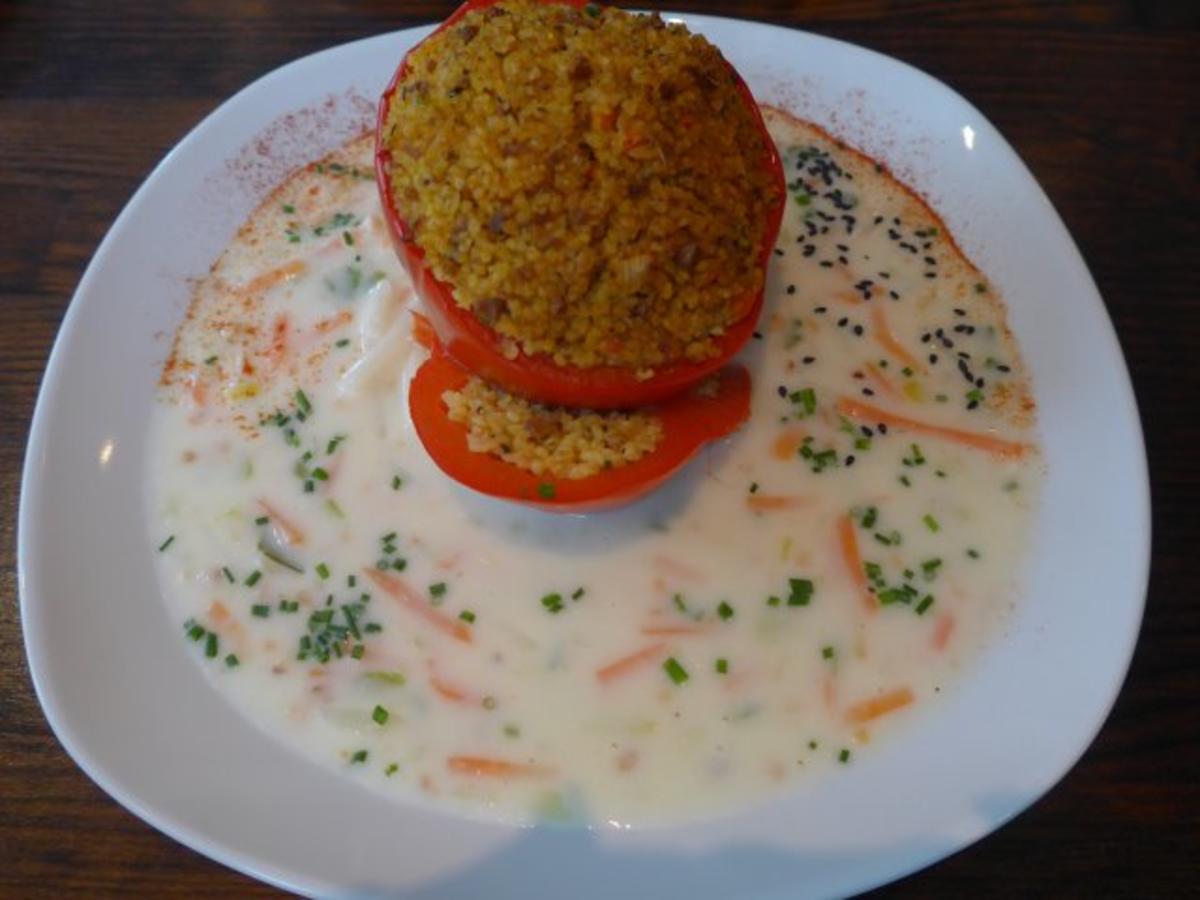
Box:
[541,593,564,614]
[204,355,218,365]
[391,558,407,571]
[767,595,782,607]
[571,587,586,601]
[663,657,689,685]
[717,600,735,621]
[294,389,312,416]
[537,482,556,500]
[822,645,835,660]
[324,498,345,519]
[365,671,406,685]
[326,435,346,455]
[222,566,235,583]
[224,654,240,668]
[967,548,982,559]
[342,230,354,246]
[316,562,330,580]
[157,535,175,552]
[385,762,399,776]
[204,632,219,658]
[381,531,398,544]
[503,723,521,738]
[282,203,295,214]
[251,604,270,618]
[715,658,729,674]
[391,475,403,490]
[254,515,269,526]
[923,514,941,533]
[185,621,206,642]
[335,338,350,348]
[372,704,389,725]
[363,622,382,633]
[788,577,814,606]
[838,748,851,764]
[350,749,368,764]
[311,467,329,481]
[459,610,476,623]
[916,595,935,615]
[244,570,262,587]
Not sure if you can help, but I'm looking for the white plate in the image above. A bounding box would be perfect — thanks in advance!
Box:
[19,15,1149,898]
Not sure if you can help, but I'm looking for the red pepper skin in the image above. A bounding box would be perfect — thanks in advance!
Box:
[376,0,784,409]
[408,351,752,512]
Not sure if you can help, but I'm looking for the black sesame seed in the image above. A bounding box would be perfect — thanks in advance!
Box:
[853,324,864,336]
[929,353,939,364]
[786,284,796,295]
[889,290,900,300]
[845,455,856,466]
[837,316,849,327]
[814,306,827,314]
[819,260,833,268]
[878,423,889,434]
[777,385,788,397]
[802,355,816,364]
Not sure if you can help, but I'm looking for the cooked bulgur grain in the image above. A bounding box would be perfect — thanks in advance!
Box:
[444,376,664,478]
[384,0,778,369]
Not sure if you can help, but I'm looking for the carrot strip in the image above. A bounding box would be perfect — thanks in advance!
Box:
[429,675,476,705]
[870,305,925,373]
[863,362,902,400]
[208,600,231,625]
[845,687,915,724]
[365,569,473,644]
[596,643,667,684]
[772,426,808,460]
[257,499,306,546]
[640,624,708,636]
[838,514,876,613]
[652,555,705,583]
[747,494,813,512]
[313,309,353,334]
[241,259,306,296]
[932,613,956,651]
[837,397,1030,458]
[446,756,554,778]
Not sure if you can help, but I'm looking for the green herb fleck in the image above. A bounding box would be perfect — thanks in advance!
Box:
[244,570,262,587]
[372,705,389,725]
[157,535,175,553]
[537,482,556,500]
[923,514,941,533]
[715,658,729,674]
[788,578,814,606]
[350,749,368,764]
[541,593,564,614]
[717,600,735,621]
[663,657,689,685]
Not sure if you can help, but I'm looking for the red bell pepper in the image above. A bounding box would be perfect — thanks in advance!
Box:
[408,350,752,512]
[376,0,784,409]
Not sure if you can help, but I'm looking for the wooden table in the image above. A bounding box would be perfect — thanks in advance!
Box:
[2,1,1196,895]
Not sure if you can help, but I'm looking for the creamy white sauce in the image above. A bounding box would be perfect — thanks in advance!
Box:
[148,111,1041,826]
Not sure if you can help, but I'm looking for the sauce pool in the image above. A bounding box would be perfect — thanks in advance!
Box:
[148,108,1041,825]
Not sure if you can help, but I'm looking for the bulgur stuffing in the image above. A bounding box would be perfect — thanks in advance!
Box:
[443,376,664,478]
[384,0,779,369]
